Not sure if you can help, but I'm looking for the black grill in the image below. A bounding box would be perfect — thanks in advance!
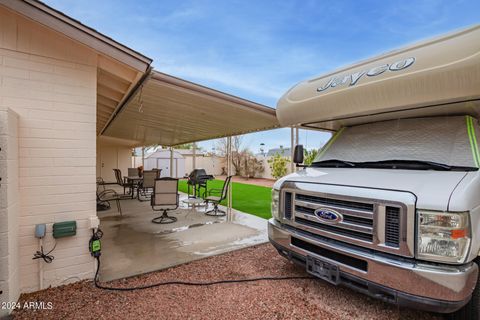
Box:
[296,194,374,212]
[284,192,293,220]
[295,217,373,242]
[385,206,400,247]
[187,169,214,185]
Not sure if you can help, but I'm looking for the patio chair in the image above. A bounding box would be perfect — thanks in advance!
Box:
[128,167,139,177]
[152,168,162,178]
[151,178,179,224]
[137,170,157,201]
[96,177,122,215]
[96,177,106,192]
[204,176,232,217]
[113,169,135,198]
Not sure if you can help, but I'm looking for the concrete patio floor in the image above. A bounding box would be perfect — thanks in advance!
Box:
[97,191,268,281]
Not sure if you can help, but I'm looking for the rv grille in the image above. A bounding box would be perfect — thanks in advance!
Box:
[285,187,410,257]
[284,192,293,220]
[296,194,374,211]
[294,193,374,243]
[295,216,373,242]
[385,207,400,247]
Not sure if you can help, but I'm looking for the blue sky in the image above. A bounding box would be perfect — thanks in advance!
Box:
[45,0,480,153]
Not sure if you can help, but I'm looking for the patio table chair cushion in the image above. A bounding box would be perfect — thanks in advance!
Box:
[113,169,135,197]
[128,168,138,177]
[138,170,161,201]
[151,178,179,224]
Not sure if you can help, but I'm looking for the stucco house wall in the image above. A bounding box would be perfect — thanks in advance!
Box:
[0,7,97,294]
[97,138,132,183]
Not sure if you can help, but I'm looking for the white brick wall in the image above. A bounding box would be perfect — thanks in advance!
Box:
[0,8,98,294]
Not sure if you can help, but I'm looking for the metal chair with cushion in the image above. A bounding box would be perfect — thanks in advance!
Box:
[204,176,232,217]
[151,178,179,224]
[128,167,139,177]
[113,169,135,198]
[137,170,157,201]
[96,177,122,215]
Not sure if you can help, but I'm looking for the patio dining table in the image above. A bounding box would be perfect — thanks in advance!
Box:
[124,176,143,199]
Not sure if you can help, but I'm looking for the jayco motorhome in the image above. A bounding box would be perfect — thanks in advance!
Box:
[270,25,480,319]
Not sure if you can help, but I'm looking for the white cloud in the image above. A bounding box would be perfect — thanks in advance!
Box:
[158,63,286,101]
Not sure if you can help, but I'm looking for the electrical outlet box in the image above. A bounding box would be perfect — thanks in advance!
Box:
[90,216,100,229]
[35,224,46,238]
[52,221,76,239]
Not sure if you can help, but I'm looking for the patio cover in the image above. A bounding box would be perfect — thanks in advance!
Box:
[101,71,280,146]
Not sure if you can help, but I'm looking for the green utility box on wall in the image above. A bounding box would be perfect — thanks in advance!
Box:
[52,221,77,239]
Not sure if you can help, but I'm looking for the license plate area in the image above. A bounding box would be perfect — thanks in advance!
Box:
[306,256,340,285]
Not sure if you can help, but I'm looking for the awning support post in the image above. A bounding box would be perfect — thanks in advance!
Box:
[141,147,145,168]
[227,136,233,220]
[170,147,174,177]
[290,126,295,173]
[192,142,196,170]
[295,127,299,172]
[290,126,300,173]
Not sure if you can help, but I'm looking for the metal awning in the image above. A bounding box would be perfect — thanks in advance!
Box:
[101,71,279,146]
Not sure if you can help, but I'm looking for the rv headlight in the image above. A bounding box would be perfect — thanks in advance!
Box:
[416,210,471,264]
[271,189,280,220]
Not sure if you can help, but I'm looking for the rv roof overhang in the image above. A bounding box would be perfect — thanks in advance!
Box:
[101,71,280,147]
[277,25,480,131]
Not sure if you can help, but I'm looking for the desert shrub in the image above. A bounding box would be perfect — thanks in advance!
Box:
[268,154,289,179]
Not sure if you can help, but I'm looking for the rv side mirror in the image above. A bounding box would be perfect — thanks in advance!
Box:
[293,145,304,164]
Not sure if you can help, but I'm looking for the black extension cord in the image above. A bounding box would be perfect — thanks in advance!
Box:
[94,256,314,291]
[32,242,57,264]
[91,228,314,291]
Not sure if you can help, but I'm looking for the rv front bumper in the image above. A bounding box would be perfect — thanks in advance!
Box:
[268,218,478,313]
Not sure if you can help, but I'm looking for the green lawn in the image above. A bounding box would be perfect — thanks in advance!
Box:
[178,179,272,219]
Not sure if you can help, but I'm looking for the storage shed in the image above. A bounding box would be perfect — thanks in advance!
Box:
[144,149,185,178]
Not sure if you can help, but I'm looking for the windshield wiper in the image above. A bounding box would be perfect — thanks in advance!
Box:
[311,159,356,168]
[355,160,476,171]
[310,159,478,171]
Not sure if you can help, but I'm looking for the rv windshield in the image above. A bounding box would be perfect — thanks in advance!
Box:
[312,116,480,171]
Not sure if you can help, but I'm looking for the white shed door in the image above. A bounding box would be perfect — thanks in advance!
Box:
[156,159,174,177]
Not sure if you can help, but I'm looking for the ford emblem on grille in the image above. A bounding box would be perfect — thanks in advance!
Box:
[314,208,343,224]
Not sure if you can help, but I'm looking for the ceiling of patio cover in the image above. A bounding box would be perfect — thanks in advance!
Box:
[102,71,280,146]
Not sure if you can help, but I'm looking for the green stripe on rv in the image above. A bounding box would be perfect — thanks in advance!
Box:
[317,127,345,159]
[466,116,480,168]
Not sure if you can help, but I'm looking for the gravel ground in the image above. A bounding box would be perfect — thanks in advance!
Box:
[13,244,441,320]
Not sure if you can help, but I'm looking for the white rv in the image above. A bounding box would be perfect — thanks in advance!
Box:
[270,25,480,318]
